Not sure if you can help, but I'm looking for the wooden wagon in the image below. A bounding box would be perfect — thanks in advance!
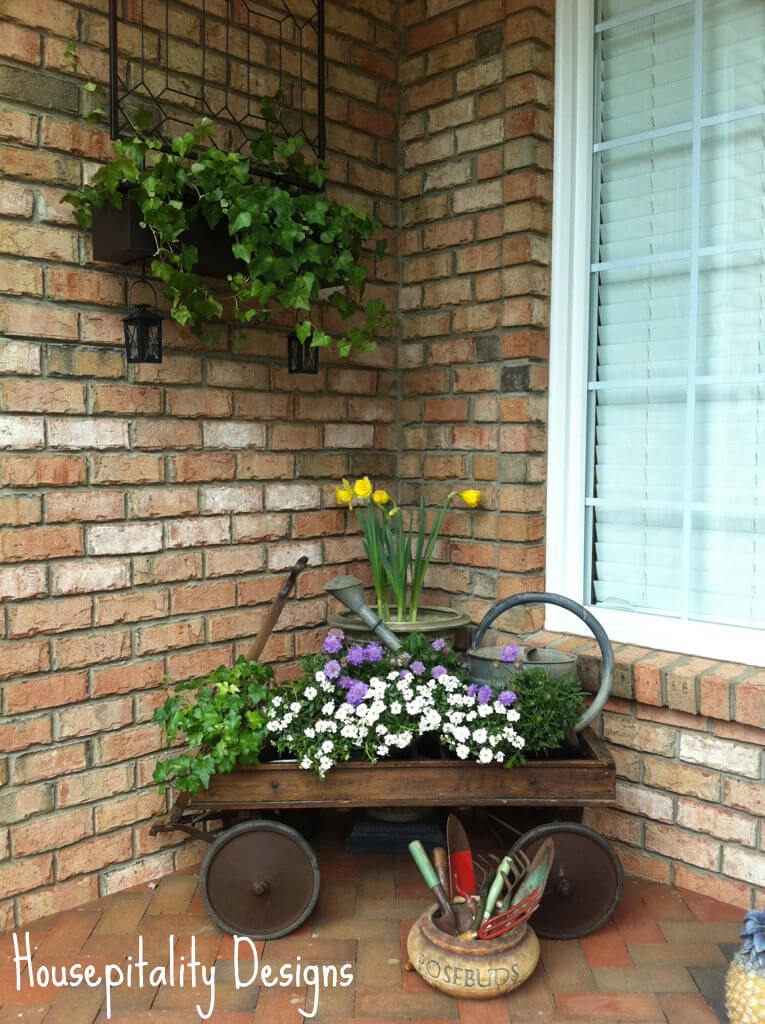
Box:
[151,590,623,942]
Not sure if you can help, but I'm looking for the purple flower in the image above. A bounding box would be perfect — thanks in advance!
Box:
[347,645,366,666]
[431,637,448,652]
[477,685,493,705]
[467,683,479,697]
[410,660,425,676]
[322,631,344,654]
[324,659,341,680]
[337,675,353,690]
[501,643,519,663]
[498,690,517,706]
[399,652,411,663]
[364,642,384,662]
[346,681,369,707]
[431,664,447,679]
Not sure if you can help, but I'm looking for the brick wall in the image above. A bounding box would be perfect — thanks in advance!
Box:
[1,0,763,927]
[398,0,553,635]
[0,0,399,927]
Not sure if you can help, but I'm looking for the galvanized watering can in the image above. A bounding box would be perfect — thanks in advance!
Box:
[468,592,613,734]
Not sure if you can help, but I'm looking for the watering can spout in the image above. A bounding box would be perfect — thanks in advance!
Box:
[324,575,401,652]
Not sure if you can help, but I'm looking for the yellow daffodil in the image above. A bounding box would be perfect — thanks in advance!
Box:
[353,476,373,501]
[389,505,400,517]
[459,488,481,508]
[372,489,390,506]
[336,478,354,508]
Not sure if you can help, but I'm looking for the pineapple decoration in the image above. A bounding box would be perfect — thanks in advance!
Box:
[726,910,765,1024]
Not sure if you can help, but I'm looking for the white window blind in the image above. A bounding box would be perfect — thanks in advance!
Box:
[587,0,765,630]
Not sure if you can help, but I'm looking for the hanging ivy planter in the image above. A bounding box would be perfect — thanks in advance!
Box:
[64,112,392,357]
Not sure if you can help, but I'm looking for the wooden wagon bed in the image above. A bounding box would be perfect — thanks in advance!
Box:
[182,730,615,814]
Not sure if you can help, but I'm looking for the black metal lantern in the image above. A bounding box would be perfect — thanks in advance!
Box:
[123,280,163,363]
[287,329,319,374]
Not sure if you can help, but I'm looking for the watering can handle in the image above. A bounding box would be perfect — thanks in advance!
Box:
[472,592,613,733]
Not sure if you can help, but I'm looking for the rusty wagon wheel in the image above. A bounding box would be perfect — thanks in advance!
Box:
[509,822,622,939]
[199,819,320,939]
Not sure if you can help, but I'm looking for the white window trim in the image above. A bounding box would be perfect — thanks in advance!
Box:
[545,0,765,668]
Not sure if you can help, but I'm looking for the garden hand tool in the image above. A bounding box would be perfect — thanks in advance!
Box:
[496,848,532,913]
[477,885,544,941]
[451,896,477,934]
[508,838,555,910]
[482,854,515,923]
[408,841,457,936]
[432,847,450,893]
[246,556,309,664]
[447,814,477,901]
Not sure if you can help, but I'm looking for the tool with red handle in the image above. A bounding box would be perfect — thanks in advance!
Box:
[447,814,477,899]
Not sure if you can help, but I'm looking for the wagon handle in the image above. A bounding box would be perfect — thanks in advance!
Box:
[246,556,309,664]
[472,592,613,733]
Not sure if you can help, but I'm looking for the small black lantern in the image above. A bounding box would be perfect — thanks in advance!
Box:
[287,328,319,374]
[123,280,164,363]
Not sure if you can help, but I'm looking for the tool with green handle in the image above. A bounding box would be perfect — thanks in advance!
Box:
[408,841,457,936]
[483,854,514,923]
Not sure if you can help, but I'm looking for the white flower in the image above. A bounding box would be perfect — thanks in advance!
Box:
[390,701,402,715]
[322,701,334,715]
[305,727,316,739]
[355,703,368,717]
[456,744,470,759]
[495,751,505,763]
[321,740,334,753]
[272,696,283,706]
[387,670,399,681]
[300,757,312,770]
[477,704,491,718]
[478,747,493,763]
[290,702,301,713]
[376,744,390,756]
[473,728,487,745]
[314,671,327,684]
[304,687,317,700]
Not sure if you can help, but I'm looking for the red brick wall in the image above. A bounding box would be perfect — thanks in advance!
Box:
[398,0,553,635]
[0,0,398,926]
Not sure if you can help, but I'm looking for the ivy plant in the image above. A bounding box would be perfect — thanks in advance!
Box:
[152,657,273,795]
[62,94,392,355]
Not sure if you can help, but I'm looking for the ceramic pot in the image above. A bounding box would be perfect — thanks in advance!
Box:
[406,905,540,999]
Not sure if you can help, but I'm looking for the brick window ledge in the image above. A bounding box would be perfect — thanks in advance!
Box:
[525,630,765,910]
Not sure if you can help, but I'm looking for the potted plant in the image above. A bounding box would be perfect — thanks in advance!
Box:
[152,657,272,795]
[264,629,527,777]
[151,632,586,792]
[63,107,392,356]
[328,477,480,643]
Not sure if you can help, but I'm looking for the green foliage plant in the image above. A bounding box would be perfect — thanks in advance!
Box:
[496,666,585,756]
[62,70,392,355]
[152,658,273,795]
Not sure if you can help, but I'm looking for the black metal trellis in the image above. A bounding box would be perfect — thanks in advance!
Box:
[107,0,325,169]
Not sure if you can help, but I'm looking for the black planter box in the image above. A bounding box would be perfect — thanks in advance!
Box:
[91,197,242,278]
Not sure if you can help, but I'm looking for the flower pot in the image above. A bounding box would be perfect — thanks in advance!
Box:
[91,196,243,278]
[327,606,471,648]
[407,905,540,999]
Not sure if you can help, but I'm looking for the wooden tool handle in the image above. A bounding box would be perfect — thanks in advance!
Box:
[433,847,449,892]
[246,556,308,664]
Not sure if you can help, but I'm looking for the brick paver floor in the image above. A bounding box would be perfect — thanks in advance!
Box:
[0,816,741,1023]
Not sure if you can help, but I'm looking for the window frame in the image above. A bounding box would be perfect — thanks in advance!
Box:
[545,0,765,667]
